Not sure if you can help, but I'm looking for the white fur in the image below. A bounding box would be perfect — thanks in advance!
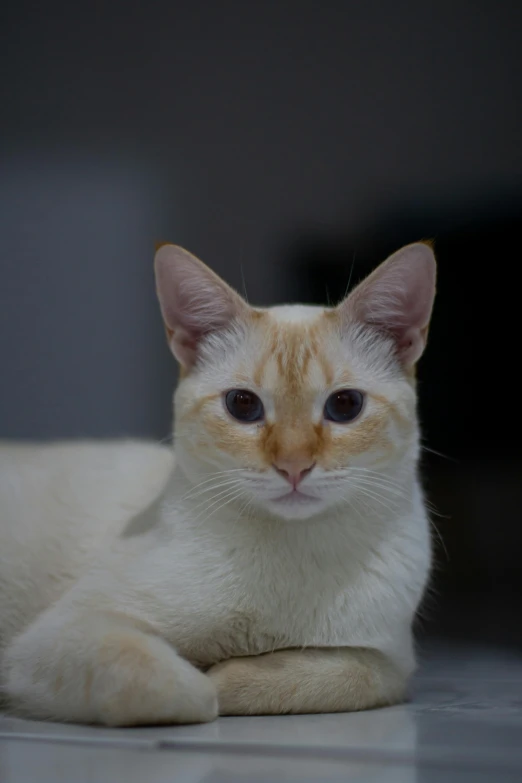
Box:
[0,440,174,650]
[0,247,434,726]
[0,411,429,724]
[0,436,428,722]
[263,304,325,323]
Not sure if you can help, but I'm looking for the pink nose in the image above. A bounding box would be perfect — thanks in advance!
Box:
[274,460,315,489]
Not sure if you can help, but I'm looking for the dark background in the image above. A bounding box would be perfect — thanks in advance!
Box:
[1,2,521,645]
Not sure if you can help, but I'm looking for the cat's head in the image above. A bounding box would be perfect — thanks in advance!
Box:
[155,243,436,521]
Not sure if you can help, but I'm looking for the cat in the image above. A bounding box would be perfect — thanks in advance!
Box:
[0,241,436,726]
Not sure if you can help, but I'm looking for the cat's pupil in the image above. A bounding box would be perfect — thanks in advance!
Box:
[337,393,353,412]
[324,390,364,423]
[236,392,254,411]
[225,389,264,423]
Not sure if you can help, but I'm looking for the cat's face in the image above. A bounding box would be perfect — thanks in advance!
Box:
[156,243,436,521]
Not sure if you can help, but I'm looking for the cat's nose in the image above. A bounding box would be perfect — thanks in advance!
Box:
[273,459,315,489]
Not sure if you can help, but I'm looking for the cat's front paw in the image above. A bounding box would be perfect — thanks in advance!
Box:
[94,631,219,726]
[4,623,218,727]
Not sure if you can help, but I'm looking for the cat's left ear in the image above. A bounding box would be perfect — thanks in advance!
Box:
[338,242,437,367]
[154,244,249,368]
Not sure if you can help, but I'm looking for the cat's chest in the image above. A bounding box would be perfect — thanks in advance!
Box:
[167,531,357,665]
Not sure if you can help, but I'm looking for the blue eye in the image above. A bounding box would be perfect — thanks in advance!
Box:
[225,389,264,422]
[324,390,364,423]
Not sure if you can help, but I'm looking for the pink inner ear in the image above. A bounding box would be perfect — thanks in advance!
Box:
[343,243,436,367]
[154,244,247,368]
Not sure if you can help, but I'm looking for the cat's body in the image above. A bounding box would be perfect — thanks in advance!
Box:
[0,438,427,668]
[0,244,436,726]
[0,440,174,649]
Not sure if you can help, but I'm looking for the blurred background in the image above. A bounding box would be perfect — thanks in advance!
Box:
[1,2,521,648]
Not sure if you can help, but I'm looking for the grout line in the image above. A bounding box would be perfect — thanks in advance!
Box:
[0,731,158,750]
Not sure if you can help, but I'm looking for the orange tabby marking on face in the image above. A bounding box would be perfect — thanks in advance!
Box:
[327,413,394,467]
[260,422,318,469]
[184,313,404,472]
[253,340,279,388]
[253,319,332,397]
[316,351,335,387]
[369,392,411,432]
[258,412,393,472]
[201,412,262,465]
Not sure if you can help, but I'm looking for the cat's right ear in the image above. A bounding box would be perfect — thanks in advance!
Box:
[154,245,248,369]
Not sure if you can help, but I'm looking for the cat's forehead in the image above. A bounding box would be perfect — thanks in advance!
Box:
[264,304,328,324]
[199,303,398,394]
[245,306,342,394]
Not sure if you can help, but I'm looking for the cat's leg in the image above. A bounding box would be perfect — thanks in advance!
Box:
[208,647,406,715]
[2,610,217,726]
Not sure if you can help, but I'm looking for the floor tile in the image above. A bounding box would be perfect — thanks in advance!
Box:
[413,676,522,721]
[418,642,522,680]
[2,738,521,783]
[0,739,408,783]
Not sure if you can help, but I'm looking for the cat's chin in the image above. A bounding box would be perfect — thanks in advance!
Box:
[263,491,327,521]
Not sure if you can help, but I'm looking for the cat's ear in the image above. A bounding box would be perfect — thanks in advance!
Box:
[338,242,436,367]
[154,244,248,368]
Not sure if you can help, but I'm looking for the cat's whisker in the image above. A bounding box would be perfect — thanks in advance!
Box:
[235,495,254,523]
[351,485,397,515]
[430,518,450,562]
[339,472,412,499]
[190,490,245,526]
[344,477,410,502]
[344,468,409,489]
[337,493,365,526]
[187,482,247,514]
[180,480,243,503]
[182,471,247,488]
[185,483,245,510]
[343,466,402,477]
[344,491,374,521]
[181,478,246,502]
[320,468,408,493]
[191,487,249,525]
[425,499,451,520]
[181,472,268,503]
[179,470,250,500]
[322,473,409,506]
[341,474,407,491]
[421,444,458,463]
[359,489,402,512]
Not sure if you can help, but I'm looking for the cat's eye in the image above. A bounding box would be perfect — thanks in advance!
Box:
[324,389,364,423]
[225,389,264,423]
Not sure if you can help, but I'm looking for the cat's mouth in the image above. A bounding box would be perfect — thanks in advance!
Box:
[269,488,321,506]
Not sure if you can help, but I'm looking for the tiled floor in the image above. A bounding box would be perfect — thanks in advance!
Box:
[1,642,522,782]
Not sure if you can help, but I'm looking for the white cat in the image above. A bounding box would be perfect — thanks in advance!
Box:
[0,241,436,726]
